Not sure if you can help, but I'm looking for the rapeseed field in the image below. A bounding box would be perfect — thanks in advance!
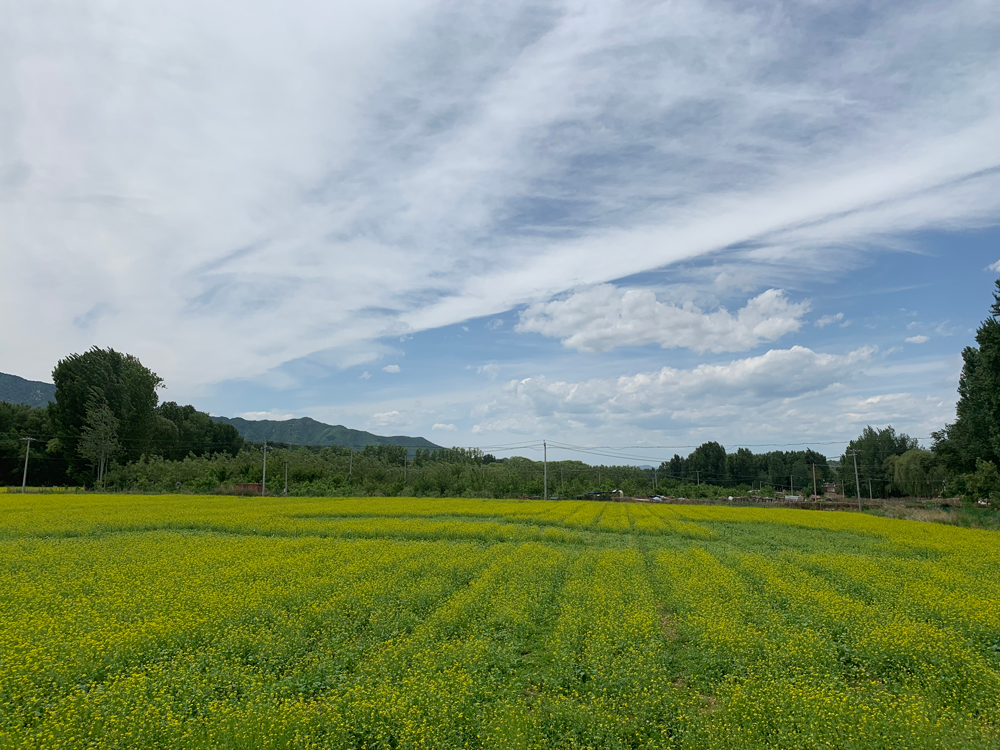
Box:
[1,494,998,749]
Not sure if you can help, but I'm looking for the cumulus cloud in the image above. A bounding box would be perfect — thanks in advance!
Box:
[815,313,844,328]
[472,345,876,433]
[905,335,930,344]
[360,371,372,380]
[432,423,457,431]
[989,260,1000,272]
[486,318,504,331]
[516,287,808,353]
[382,364,401,373]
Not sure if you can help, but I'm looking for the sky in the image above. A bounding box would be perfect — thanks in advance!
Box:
[2,0,999,464]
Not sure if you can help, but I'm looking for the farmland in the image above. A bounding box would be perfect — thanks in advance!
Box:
[1,495,999,749]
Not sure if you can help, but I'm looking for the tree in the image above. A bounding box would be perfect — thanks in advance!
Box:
[77,395,120,488]
[839,425,918,498]
[0,403,71,486]
[155,402,243,460]
[965,459,1000,502]
[50,348,163,476]
[725,447,757,485]
[684,441,726,484]
[885,449,946,497]
[933,279,1000,474]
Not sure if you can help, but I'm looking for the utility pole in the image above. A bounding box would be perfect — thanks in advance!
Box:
[403,455,407,482]
[696,470,700,486]
[262,440,267,496]
[812,463,817,499]
[850,450,862,512]
[349,448,353,481]
[653,467,657,492]
[790,476,794,495]
[543,440,547,500]
[868,478,873,501]
[560,466,564,496]
[20,437,36,493]
[284,461,288,496]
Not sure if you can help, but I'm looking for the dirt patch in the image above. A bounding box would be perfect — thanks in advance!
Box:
[657,605,679,640]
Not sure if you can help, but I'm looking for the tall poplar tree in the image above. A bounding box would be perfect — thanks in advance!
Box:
[933,279,1000,473]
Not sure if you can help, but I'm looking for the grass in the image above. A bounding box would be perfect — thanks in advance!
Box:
[1,494,998,748]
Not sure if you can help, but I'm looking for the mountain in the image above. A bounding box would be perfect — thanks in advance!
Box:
[211,416,441,452]
[0,372,56,407]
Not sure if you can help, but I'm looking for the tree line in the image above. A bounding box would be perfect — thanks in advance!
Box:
[3,280,999,501]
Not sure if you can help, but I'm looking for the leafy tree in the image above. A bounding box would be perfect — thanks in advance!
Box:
[684,441,726,484]
[839,425,918,498]
[77,396,120,488]
[50,347,163,475]
[0,403,71,485]
[933,279,1000,473]
[965,459,1000,502]
[155,402,243,460]
[885,449,947,497]
[725,447,757,485]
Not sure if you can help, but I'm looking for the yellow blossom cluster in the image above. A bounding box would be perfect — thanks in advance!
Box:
[0,493,997,748]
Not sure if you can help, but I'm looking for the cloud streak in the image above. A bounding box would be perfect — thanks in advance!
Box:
[1,0,997,393]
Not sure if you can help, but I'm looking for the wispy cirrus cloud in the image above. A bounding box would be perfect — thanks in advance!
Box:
[1,0,997,398]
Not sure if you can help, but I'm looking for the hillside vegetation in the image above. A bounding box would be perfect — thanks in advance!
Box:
[0,372,55,407]
[212,415,439,452]
[1,494,998,749]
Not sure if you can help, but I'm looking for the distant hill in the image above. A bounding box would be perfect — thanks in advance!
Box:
[0,372,56,407]
[211,416,441,452]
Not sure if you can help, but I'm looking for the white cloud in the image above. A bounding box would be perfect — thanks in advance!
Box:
[905,335,930,344]
[382,364,401,373]
[989,260,1000,272]
[360,371,371,380]
[472,345,876,434]
[517,287,808,354]
[835,393,953,437]
[432,423,457,431]
[237,410,294,421]
[486,318,504,331]
[815,313,844,328]
[476,363,500,380]
[1,0,997,391]
[370,410,404,426]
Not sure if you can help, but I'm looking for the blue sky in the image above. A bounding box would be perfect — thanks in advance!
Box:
[2,0,999,463]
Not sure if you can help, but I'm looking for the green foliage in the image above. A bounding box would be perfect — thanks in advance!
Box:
[839,425,918,498]
[155,402,243,460]
[661,443,830,491]
[50,347,163,473]
[0,371,55,407]
[964,459,1000,502]
[212,415,438,452]
[0,403,71,485]
[885,449,947,497]
[77,396,121,488]
[683,441,726,484]
[933,279,1000,473]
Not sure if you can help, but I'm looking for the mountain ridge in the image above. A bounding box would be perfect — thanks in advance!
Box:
[1,372,441,452]
[0,372,56,407]
[211,415,441,452]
